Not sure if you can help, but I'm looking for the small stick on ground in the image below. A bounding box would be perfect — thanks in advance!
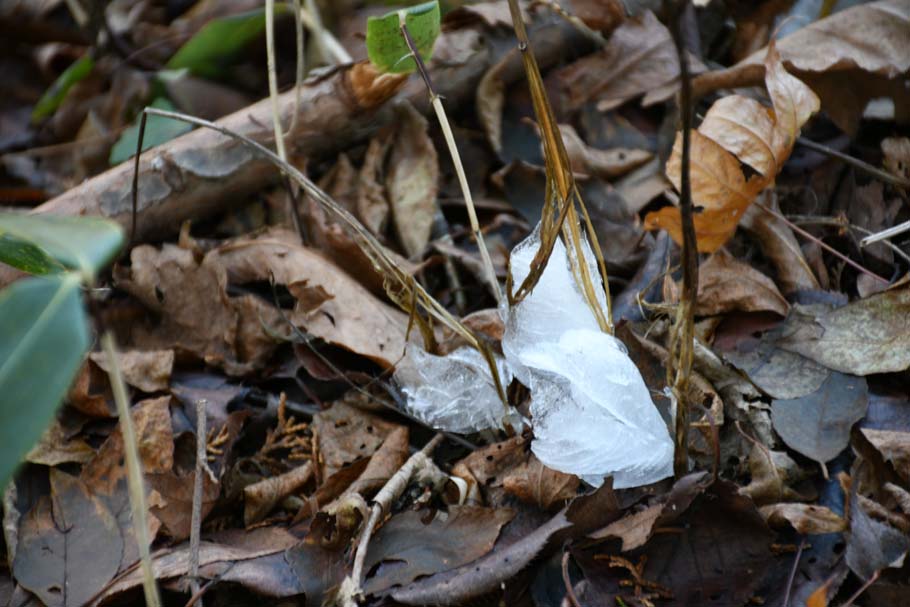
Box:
[338,433,445,606]
[102,331,162,607]
[188,399,209,607]
[399,20,502,304]
[666,0,698,479]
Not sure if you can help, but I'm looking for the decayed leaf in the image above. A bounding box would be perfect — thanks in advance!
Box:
[212,233,410,368]
[357,135,392,236]
[645,42,819,252]
[771,372,868,466]
[846,496,910,580]
[761,503,846,534]
[740,444,812,506]
[244,462,314,526]
[363,506,515,595]
[387,102,438,257]
[694,0,910,133]
[693,249,788,316]
[552,11,683,112]
[148,469,220,541]
[451,436,530,505]
[502,454,580,511]
[89,349,174,393]
[311,399,402,478]
[861,429,910,483]
[13,470,124,607]
[778,286,910,375]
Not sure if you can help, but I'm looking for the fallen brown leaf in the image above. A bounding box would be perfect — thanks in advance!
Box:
[645,41,819,252]
[89,349,174,393]
[761,503,846,534]
[312,399,403,478]
[25,419,94,467]
[502,454,580,511]
[694,249,789,317]
[861,429,910,484]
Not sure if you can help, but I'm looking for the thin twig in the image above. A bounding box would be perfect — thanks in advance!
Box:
[400,21,503,304]
[755,200,890,285]
[786,214,910,264]
[860,219,910,248]
[102,331,162,607]
[284,0,305,135]
[782,537,805,607]
[840,570,880,607]
[340,433,445,606]
[796,137,910,190]
[561,548,582,607]
[188,399,208,606]
[667,0,697,479]
[130,112,148,245]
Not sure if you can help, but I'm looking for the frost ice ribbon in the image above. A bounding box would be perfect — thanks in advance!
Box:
[396,223,674,489]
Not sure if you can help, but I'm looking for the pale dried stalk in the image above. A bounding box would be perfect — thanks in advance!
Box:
[399,21,503,304]
[188,399,208,606]
[340,433,444,607]
[101,331,162,607]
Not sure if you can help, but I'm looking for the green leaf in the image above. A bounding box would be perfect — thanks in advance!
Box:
[31,54,94,122]
[0,234,64,275]
[166,7,283,79]
[0,213,124,277]
[109,96,193,165]
[367,1,441,74]
[0,273,90,486]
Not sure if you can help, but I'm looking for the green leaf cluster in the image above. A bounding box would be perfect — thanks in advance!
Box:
[0,213,124,486]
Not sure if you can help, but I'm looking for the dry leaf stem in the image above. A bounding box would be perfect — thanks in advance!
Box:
[787,215,910,265]
[755,201,890,284]
[101,330,162,607]
[795,136,910,190]
[506,0,614,333]
[666,0,697,478]
[399,20,503,304]
[340,433,445,606]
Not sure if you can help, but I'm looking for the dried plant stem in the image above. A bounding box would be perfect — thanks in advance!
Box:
[294,4,351,64]
[666,0,697,478]
[860,219,910,248]
[795,136,910,189]
[101,331,162,607]
[341,433,445,606]
[787,214,910,265]
[188,399,208,606]
[841,570,880,607]
[400,22,503,304]
[755,201,890,285]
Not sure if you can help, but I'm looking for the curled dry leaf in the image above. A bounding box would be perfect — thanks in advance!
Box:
[740,443,813,506]
[555,123,651,180]
[244,462,314,526]
[760,503,846,534]
[387,101,438,258]
[694,249,789,317]
[25,419,94,467]
[148,468,220,541]
[645,42,820,252]
[693,0,910,133]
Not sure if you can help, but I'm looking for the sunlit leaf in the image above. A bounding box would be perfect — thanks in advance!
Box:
[0,212,124,277]
[366,1,441,74]
[31,54,94,122]
[109,97,193,165]
[0,233,64,275]
[0,273,90,486]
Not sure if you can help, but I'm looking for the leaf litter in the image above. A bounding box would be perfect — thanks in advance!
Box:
[3,1,910,606]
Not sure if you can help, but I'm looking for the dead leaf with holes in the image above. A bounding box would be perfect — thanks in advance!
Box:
[644,41,819,252]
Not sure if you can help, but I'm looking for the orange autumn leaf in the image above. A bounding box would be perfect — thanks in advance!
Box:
[806,579,832,607]
[645,41,820,252]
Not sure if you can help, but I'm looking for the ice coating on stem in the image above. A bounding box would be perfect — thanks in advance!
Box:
[394,345,512,434]
[503,225,673,488]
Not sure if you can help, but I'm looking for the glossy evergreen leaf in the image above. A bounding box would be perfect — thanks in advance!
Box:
[0,233,64,275]
[366,1,440,74]
[0,273,90,486]
[0,212,124,277]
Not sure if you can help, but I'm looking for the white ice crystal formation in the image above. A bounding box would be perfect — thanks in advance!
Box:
[395,222,674,489]
[394,345,512,434]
